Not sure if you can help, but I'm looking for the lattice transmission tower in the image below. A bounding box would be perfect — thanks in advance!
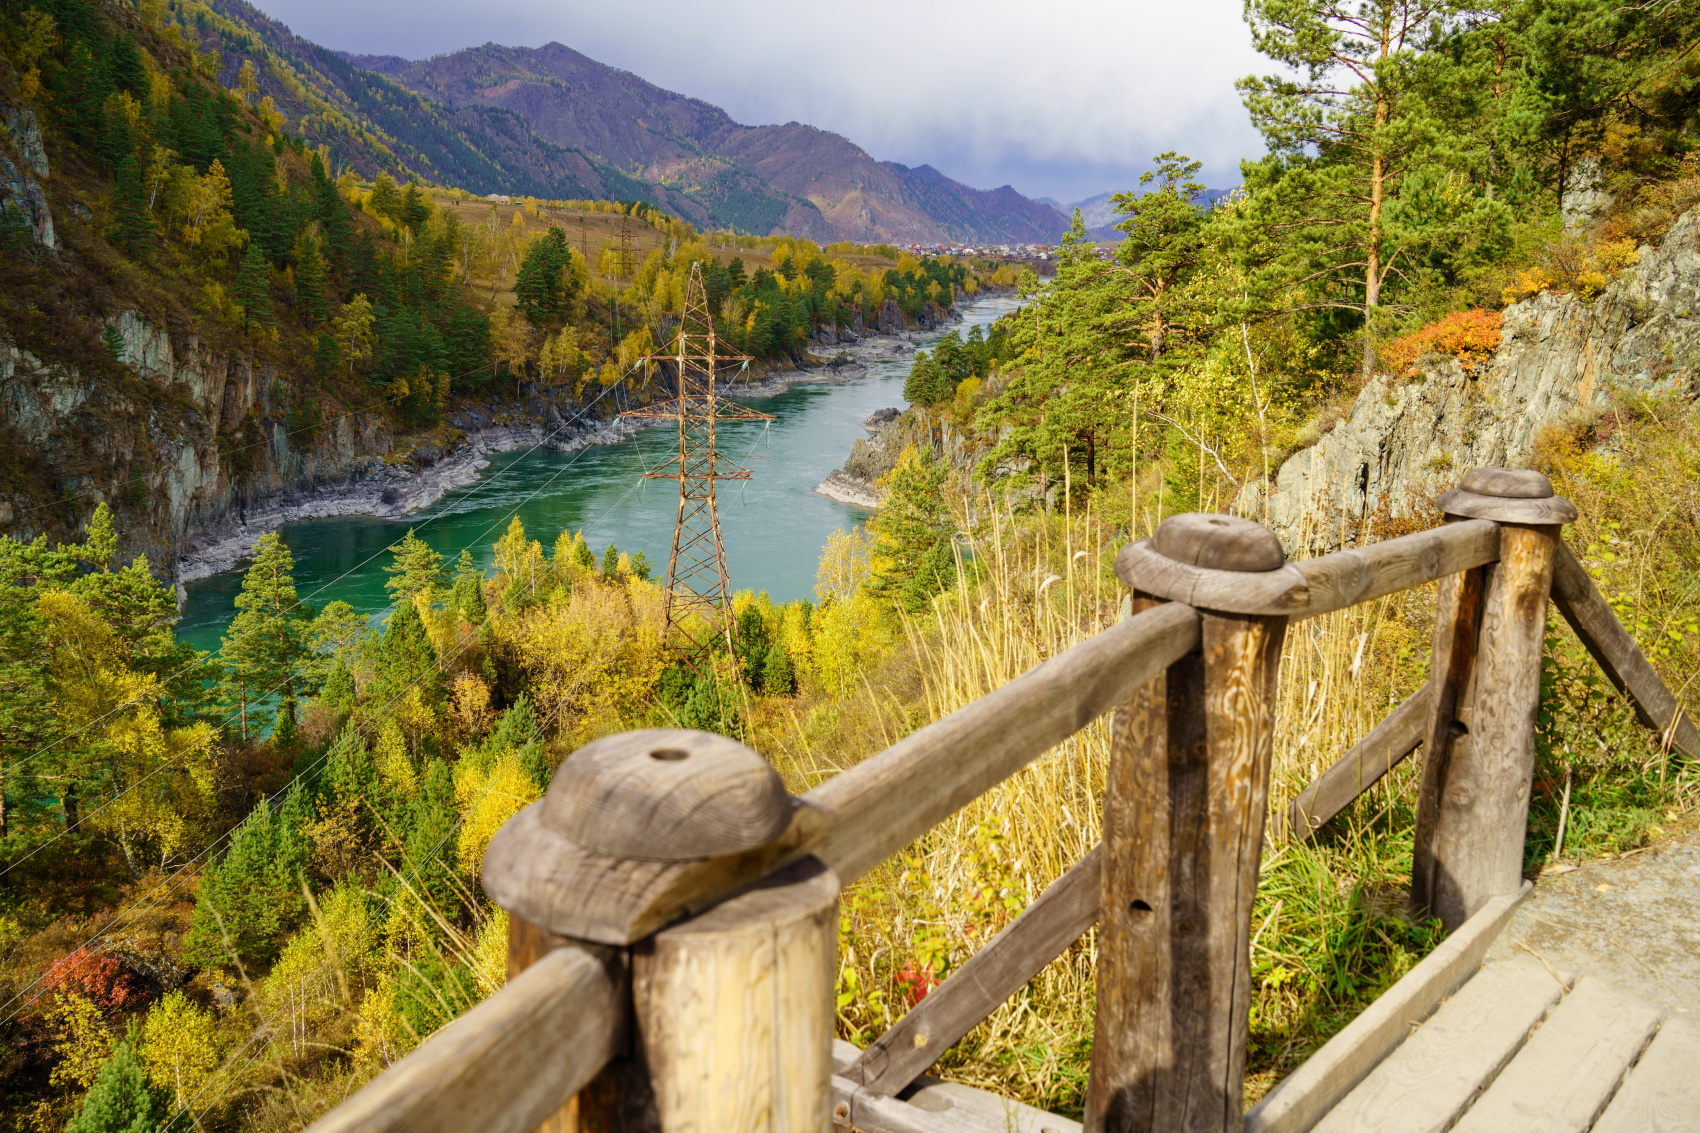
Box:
[614,213,636,281]
[622,262,772,667]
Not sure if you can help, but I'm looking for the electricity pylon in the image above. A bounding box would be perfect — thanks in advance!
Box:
[621,261,772,667]
[614,214,636,281]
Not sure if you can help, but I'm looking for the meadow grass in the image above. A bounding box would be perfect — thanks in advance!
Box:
[764,446,1700,1116]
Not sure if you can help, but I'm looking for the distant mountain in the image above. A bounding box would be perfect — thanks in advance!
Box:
[358,42,1070,244]
[191,7,1066,243]
[1065,186,1242,240]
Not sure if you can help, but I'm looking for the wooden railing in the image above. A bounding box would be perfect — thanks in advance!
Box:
[307,467,1694,1133]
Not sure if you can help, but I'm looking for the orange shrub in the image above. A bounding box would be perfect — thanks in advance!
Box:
[1380,308,1504,378]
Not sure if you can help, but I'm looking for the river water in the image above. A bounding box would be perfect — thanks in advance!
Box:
[177,292,1025,655]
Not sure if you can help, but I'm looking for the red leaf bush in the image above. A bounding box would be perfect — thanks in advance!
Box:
[1380,309,1504,378]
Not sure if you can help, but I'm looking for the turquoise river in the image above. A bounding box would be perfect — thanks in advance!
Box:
[177,292,1024,654]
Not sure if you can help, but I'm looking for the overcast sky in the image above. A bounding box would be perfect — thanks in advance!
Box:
[256,0,1269,204]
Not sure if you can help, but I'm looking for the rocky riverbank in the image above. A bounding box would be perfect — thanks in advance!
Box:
[173,414,638,584]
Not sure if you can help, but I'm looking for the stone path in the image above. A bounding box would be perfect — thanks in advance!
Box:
[1487,833,1700,1018]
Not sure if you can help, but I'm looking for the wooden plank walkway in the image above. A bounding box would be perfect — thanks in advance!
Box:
[1280,832,1700,1133]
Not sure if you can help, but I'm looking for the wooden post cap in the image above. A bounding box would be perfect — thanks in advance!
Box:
[542,729,791,862]
[1459,467,1553,499]
[1152,512,1285,572]
[1438,467,1578,524]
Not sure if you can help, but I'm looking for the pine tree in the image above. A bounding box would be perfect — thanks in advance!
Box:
[368,173,400,222]
[570,531,596,572]
[221,532,310,739]
[314,160,352,273]
[371,599,439,703]
[321,660,355,713]
[94,92,134,176]
[232,244,273,330]
[735,606,768,685]
[399,182,432,232]
[183,799,308,966]
[0,202,32,256]
[902,351,950,406]
[102,325,127,364]
[111,154,154,256]
[601,543,619,576]
[295,233,329,327]
[761,639,795,696]
[867,448,954,612]
[384,530,446,605]
[486,694,537,756]
[401,758,458,910]
[323,723,379,807]
[515,229,574,326]
[314,332,339,377]
[66,1023,169,1133]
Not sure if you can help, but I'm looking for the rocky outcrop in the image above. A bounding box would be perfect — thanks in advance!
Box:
[815,469,880,508]
[814,404,987,509]
[0,99,55,250]
[1,309,626,582]
[1250,209,1700,553]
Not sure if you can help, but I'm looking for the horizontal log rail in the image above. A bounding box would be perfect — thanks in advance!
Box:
[308,466,1700,1133]
[308,944,620,1133]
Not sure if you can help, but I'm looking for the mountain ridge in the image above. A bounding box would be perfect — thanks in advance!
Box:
[350,40,1069,244]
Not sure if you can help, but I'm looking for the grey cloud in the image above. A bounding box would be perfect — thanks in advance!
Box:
[257,0,1267,204]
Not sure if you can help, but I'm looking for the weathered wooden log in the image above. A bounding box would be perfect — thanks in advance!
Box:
[487,734,839,1133]
[633,856,839,1132]
[846,843,1102,1097]
[1116,519,1500,620]
[1088,515,1289,1133]
[1550,541,1700,759]
[1412,496,1559,929]
[1283,686,1430,842]
[305,941,621,1133]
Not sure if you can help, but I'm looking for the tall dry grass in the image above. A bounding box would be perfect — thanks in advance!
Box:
[765,488,1453,1114]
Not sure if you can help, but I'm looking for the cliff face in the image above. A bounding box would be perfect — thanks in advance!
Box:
[1250,209,1700,552]
[0,101,55,250]
[1,310,401,576]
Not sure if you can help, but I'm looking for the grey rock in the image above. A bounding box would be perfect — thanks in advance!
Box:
[410,442,443,467]
[0,102,49,177]
[0,148,53,250]
[815,469,880,508]
[863,407,901,430]
[1250,208,1700,553]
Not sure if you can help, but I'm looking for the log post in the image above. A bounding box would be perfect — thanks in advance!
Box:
[1090,514,1290,1133]
[486,729,837,1133]
[1411,468,1574,931]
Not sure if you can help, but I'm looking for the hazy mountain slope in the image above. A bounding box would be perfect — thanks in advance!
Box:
[353,42,829,237]
[370,42,1065,243]
[204,0,680,208]
[707,121,940,242]
[891,165,1068,243]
